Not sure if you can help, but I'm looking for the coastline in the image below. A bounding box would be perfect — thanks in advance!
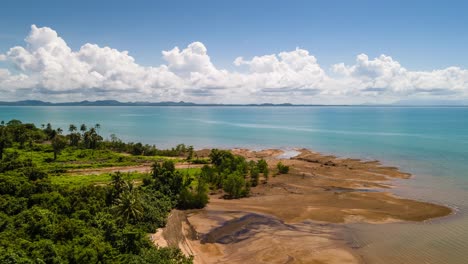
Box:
[152,148,452,264]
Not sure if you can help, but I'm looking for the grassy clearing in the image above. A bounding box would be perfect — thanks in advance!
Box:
[51,167,202,186]
[5,144,185,172]
[178,167,203,177]
[5,142,205,187]
[51,172,146,186]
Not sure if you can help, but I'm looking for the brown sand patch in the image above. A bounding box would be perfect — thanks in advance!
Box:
[194,149,212,158]
[232,148,284,160]
[227,149,450,223]
[156,210,361,264]
[154,148,452,263]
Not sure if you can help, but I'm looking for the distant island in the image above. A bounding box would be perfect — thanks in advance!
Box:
[0,100,316,106]
[0,100,466,107]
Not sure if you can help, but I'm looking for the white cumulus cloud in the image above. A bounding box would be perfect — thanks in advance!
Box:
[332,54,468,97]
[0,25,467,103]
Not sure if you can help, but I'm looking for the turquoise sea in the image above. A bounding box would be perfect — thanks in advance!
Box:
[1,106,468,263]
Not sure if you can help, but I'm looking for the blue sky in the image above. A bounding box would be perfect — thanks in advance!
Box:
[1,0,468,103]
[2,0,467,70]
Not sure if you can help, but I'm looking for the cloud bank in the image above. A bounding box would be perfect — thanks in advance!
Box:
[1,25,467,104]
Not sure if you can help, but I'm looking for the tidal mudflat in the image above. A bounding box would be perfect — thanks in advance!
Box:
[153,148,451,264]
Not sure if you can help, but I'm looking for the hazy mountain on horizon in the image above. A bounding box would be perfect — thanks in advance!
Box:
[0,100,299,106]
[0,99,467,107]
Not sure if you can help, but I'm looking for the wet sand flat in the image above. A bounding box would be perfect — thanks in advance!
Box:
[153,148,452,264]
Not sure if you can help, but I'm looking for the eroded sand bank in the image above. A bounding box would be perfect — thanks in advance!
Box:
[153,148,452,264]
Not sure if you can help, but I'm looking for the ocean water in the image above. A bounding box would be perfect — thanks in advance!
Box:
[1,106,468,263]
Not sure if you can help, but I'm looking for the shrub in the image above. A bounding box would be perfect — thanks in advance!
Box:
[222,173,247,199]
[191,158,210,165]
[250,167,259,187]
[276,162,289,174]
[257,159,268,173]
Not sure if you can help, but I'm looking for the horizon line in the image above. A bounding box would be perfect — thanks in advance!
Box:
[0,99,467,107]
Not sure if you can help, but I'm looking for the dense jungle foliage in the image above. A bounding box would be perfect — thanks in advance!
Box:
[0,119,272,263]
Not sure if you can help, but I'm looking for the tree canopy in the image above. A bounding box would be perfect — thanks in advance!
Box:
[0,120,193,263]
[0,119,271,263]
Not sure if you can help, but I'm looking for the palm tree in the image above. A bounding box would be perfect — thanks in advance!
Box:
[111,172,126,195]
[83,128,102,149]
[68,124,80,146]
[80,124,87,134]
[113,181,144,223]
[69,124,77,133]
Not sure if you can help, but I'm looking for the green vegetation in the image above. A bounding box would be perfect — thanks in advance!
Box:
[106,135,196,159]
[0,119,268,263]
[222,173,248,199]
[276,162,290,174]
[0,162,192,263]
[257,159,269,182]
[201,149,268,198]
[51,172,145,186]
[0,120,198,263]
[51,168,201,187]
[249,161,260,187]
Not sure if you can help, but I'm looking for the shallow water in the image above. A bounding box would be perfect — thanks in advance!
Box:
[275,149,301,159]
[1,106,467,263]
[347,173,468,264]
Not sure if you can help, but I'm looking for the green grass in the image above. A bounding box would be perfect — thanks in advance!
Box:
[178,167,203,177]
[178,167,204,188]
[4,144,185,172]
[50,168,202,187]
[4,142,204,187]
[50,172,146,186]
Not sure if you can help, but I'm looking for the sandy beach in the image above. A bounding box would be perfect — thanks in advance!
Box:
[153,148,452,264]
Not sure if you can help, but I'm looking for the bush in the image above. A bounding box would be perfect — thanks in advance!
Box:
[178,187,208,209]
[257,159,268,173]
[190,158,210,165]
[276,162,289,174]
[222,173,248,199]
[250,167,259,187]
[256,159,269,182]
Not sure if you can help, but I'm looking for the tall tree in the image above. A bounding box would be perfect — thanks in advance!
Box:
[80,124,87,134]
[83,128,102,149]
[51,133,67,160]
[68,124,77,133]
[257,159,269,182]
[0,126,11,160]
[68,124,80,147]
[44,123,54,139]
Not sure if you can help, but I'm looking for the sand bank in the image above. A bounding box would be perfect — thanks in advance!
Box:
[154,148,452,264]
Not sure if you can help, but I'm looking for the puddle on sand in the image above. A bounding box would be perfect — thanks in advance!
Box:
[323,186,379,193]
[276,149,301,159]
